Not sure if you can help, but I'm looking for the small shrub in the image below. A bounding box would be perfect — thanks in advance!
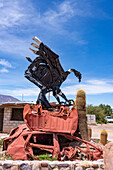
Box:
[0,139,3,148]
[86,105,107,124]
[4,154,13,160]
[93,139,109,144]
[37,154,57,161]
[0,153,13,160]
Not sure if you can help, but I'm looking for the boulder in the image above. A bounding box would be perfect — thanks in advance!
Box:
[104,141,113,170]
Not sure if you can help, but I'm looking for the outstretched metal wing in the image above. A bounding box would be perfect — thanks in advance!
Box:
[25,36,65,88]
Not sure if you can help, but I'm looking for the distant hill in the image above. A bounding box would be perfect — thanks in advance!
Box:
[0,94,20,104]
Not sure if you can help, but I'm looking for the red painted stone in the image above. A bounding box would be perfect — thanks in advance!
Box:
[41,162,48,167]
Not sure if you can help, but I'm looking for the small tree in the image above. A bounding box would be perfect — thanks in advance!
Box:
[99,104,113,116]
[86,105,106,124]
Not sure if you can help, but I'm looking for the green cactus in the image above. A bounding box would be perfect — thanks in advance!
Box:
[76,89,86,98]
[76,88,88,141]
[88,126,92,141]
[73,99,76,108]
[76,89,86,110]
[100,129,108,145]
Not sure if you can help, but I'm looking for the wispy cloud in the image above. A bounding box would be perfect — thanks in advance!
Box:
[42,1,75,28]
[0,0,111,56]
[0,0,34,29]
[0,0,35,56]
[37,0,109,33]
[0,0,3,8]
[0,68,9,73]
[0,58,14,73]
[62,79,113,95]
[1,79,113,100]
[0,88,39,97]
[0,59,12,68]
[0,32,30,56]
[34,0,88,42]
[0,0,108,31]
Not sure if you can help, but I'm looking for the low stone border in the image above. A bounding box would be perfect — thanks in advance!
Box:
[0,159,104,170]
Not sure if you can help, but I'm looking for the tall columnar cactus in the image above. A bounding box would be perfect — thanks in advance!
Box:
[73,99,76,108]
[100,129,108,145]
[76,89,88,141]
[88,126,92,141]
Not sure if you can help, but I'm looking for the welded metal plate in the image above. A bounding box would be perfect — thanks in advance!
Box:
[23,104,78,136]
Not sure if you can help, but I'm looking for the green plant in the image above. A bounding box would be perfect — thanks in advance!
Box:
[76,89,86,98]
[4,154,13,160]
[0,139,3,148]
[99,104,113,116]
[93,139,109,144]
[37,154,57,161]
[0,153,13,160]
[76,89,86,107]
[86,105,107,124]
[73,99,76,108]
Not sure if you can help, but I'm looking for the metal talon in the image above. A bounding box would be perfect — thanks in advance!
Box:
[32,36,42,44]
[29,47,38,54]
[31,43,39,49]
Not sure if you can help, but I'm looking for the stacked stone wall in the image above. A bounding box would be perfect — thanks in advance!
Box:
[3,107,24,133]
[0,160,104,170]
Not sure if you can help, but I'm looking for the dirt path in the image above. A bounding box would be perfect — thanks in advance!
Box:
[0,133,8,139]
[89,123,113,141]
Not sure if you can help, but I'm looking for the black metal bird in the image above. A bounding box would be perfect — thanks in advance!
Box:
[25,36,82,107]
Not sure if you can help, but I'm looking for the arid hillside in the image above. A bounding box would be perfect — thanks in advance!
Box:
[0,94,20,103]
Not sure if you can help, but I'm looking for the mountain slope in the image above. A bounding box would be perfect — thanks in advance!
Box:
[0,94,20,104]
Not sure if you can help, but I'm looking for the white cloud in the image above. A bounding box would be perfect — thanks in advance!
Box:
[0,68,9,73]
[0,0,107,30]
[38,0,107,30]
[0,0,3,7]
[0,59,12,68]
[85,79,107,85]
[0,88,39,97]
[32,0,108,44]
[0,0,34,29]
[0,0,110,56]
[1,79,113,99]
[0,31,31,56]
[0,1,23,28]
[0,0,34,56]
[0,59,13,73]
[62,79,113,95]
[43,1,75,27]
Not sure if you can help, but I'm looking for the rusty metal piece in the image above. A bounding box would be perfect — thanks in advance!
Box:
[61,146,77,159]
[3,124,29,151]
[3,123,103,161]
[3,125,103,161]
[23,104,78,136]
[3,124,60,160]
[61,134,103,161]
[3,104,103,161]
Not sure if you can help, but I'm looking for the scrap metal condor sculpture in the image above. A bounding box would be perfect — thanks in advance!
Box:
[25,36,82,107]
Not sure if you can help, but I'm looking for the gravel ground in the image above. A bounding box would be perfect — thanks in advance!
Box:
[0,133,9,139]
[89,123,113,141]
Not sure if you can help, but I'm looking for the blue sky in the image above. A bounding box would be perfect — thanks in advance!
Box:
[0,0,113,106]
